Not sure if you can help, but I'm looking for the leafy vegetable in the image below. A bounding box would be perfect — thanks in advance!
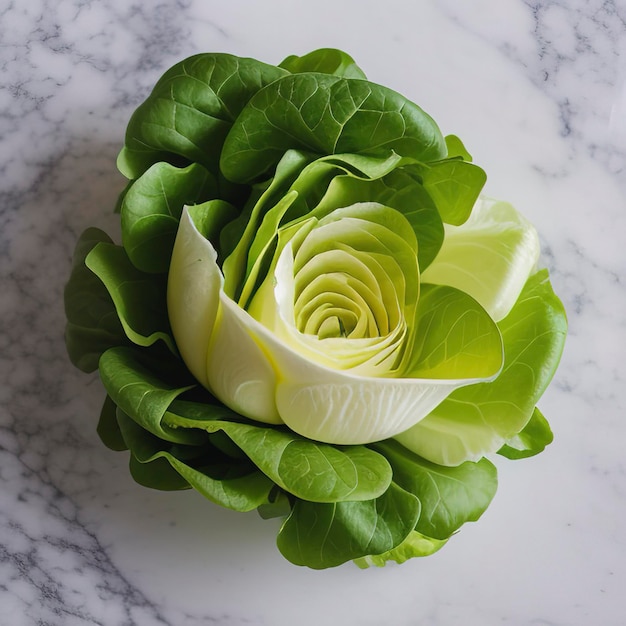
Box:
[64,228,127,372]
[373,440,498,539]
[353,531,447,568]
[165,408,393,503]
[497,407,554,459]
[396,269,567,466]
[117,53,288,179]
[64,47,567,568]
[220,72,447,183]
[120,161,218,273]
[276,482,421,569]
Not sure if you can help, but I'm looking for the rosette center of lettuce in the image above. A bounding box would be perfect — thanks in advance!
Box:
[254,202,417,377]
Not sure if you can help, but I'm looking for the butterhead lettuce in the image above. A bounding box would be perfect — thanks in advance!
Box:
[64,48,567,569]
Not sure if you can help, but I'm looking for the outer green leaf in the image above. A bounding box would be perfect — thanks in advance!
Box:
[165,410,392,503]
[97,395,127,451]
[117,409,273,510]
[86,242,176,353]
[279,48,367,79]
[129,452,191,491]
[185,199,240,259]
[354,530,447,568]
[118,53,288,179]
[276,482,420,569]
[99,346,200,445]
[444,134,474,161]
[220,72,446,184]
[257,489,292,520]
[397,269,567,466]
[156,456,273,511]
[64,228,127,372]
[498,407,554,459]
[120,162,218,273]
[166,397,247,424]
[375,440,497,540]
[418,160,487,225]
[168,399,253,459]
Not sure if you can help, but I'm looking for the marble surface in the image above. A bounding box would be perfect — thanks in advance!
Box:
[1,1,625,624]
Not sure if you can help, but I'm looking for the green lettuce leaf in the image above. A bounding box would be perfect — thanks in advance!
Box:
[374,440,497,539]
[396,269,567,466]
[85,243,176,353]
[99,346,199,445]
[97,394,128,452]
[279,48,367,79]
[220,72,447,183]
[444,134,474,161]
[118,53,288,179]
[417,160,486,226]
[420,198,540,322]
[64,228,127,372]
[498,406,554,459]
[404,284,503,380]
[165,407,393,503]
[276,481,420,568]
[354,530,447,568]
[119,161,218,273]
[117,409,274,511]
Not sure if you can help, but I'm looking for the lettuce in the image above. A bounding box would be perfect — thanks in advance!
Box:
[64,48,567,568]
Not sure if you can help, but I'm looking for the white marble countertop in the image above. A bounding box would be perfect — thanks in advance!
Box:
[1,1,625,624]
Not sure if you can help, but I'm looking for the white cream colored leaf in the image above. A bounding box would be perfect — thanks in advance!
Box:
[226,303,499,444]
[421,197,539,321]
[168,207,282,424]
[207,296,282,424]
[167,208,220,388]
